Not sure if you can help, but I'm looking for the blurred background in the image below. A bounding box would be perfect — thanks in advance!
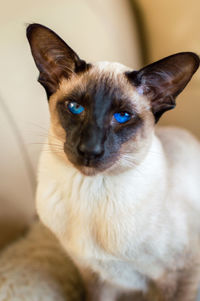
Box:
[0,0,199,251]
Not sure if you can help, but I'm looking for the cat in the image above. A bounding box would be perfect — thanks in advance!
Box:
[27,23,200,301]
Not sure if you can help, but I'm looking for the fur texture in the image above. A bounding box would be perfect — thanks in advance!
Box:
[26,24,200,300]
[36,126,200,300]
[0,222,85,301]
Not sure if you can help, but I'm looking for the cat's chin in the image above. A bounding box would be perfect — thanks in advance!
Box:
[74,161,117,176]
[76,166,100,176]
[73,160,132,176]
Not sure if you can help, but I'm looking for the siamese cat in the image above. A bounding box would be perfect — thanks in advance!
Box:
[27,24,200,301]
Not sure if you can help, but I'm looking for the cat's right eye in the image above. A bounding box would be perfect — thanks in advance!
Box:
[65,101,85,115]
[113,112,131,124]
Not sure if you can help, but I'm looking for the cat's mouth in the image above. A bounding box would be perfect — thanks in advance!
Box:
[81,157,96,167]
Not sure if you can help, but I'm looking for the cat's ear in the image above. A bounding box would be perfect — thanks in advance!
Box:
[126,52,199,122]
[26,23,88,98]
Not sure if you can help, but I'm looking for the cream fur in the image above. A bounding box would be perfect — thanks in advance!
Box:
[36,125,200,297]
[1,58,199,300]
[0,222,84,301]
[32,60,200,300]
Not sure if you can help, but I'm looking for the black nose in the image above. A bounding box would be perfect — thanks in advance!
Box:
[78,142,104,159]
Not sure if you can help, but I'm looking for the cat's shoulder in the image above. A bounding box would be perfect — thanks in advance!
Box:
[155,126,200,165]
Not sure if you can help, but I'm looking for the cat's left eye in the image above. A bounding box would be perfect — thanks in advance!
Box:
[114,112,131,124]
[67,101,84,115]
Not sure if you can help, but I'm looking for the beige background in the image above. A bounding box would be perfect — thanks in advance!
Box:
[139,0,200,138]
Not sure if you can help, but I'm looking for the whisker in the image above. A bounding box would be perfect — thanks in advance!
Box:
[120,154,146,177]
[28,142,63,147]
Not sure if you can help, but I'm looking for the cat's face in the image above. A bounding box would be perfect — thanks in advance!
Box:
[27,24,199,175]
[48,63,154,175]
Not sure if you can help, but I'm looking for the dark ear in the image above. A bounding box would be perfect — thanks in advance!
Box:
[126,52,200,122]
[26,23,88,98]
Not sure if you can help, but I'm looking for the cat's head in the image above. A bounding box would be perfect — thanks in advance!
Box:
[27,24,199,176]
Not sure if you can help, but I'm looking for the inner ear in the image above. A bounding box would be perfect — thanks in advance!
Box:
[126,52,199,122]
[26,23,89,98]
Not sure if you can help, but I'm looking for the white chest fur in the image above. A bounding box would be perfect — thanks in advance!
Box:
[36,128,200,291]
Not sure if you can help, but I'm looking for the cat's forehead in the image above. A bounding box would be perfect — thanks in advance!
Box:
[54,61,149,112]
[58,61,130,95]
[92,61,131,73]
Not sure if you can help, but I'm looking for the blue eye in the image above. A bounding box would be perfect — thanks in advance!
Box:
[67,102,84,115]
[114,112,131,124]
